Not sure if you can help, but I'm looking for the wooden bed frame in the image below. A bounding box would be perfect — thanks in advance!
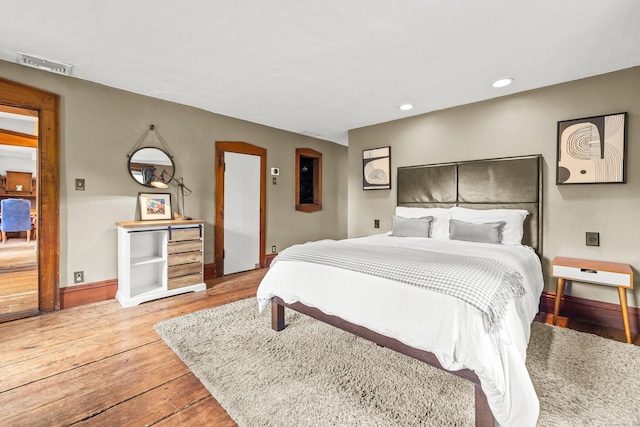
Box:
[271,297,495,426]
[269,155,542,426]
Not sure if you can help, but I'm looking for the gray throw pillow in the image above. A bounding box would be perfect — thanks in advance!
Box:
[390,215,434,238]
[449,219,505,244]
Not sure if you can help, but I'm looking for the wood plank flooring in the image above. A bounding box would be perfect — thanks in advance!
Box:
[535,312,640,345]
[0,240,38,322]
[0,269,264,426]
[0,268,636,426]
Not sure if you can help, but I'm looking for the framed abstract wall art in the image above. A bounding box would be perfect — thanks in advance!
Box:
[363,146,391,190]
[138,192,173,220]
[556,112,627,184]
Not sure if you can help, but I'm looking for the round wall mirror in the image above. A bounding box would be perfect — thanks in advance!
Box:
[128,147,175,187]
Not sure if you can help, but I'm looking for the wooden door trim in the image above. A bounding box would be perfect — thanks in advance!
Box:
[214,141,266,277]
[0,77,60,312]
[0,104,39,117]
[0,129,38,147]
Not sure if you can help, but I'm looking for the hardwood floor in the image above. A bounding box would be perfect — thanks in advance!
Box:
[0,239,38,322]
[0,239,37,271]
[0,268,636,426]
[534,312,640,345]
[0,269,264,427]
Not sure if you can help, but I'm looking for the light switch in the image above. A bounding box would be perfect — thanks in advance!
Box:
[75,178,85,191]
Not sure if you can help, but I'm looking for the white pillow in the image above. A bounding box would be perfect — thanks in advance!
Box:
[394,207,452,239]
[450,207,528,245]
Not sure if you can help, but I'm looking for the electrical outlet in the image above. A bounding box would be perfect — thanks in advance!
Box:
[75,178,85,191]
[586,232,599,247]
[74,271,84,283]
[271,245,277,253]
[374,219,380,228]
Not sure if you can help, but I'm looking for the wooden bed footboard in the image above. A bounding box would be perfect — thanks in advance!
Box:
[271,297,496,427]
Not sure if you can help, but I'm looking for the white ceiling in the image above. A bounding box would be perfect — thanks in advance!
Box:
[1,1,639,145]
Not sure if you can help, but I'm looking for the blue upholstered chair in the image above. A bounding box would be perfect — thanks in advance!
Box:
[1,198,32,243]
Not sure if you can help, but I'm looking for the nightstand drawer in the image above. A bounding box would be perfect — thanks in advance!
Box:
[552,265,631,287]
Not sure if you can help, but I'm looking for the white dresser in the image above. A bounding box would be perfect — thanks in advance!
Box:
[116,219,206,308]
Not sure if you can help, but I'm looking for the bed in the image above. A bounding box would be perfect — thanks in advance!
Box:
[257,154,544,427]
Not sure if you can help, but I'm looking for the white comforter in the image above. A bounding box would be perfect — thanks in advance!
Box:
[257,234,544,427]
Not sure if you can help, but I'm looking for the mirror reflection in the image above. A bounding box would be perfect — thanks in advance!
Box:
[128,147,175,187]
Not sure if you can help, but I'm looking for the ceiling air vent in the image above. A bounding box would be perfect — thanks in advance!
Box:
[300,131,320,137]
[16,51,73,76]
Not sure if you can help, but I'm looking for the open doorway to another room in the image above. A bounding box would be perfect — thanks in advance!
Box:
[0,107,39,322]
[0,77,60,320]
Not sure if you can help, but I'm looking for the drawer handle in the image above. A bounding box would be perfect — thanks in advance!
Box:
[580,268,597,274]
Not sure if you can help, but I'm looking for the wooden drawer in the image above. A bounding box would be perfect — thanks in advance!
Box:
[168,251,202,266]
[168,240,202,254]
[168,262,202,278]
[169,227,201,242]
[168,273,203,290]
[552,265,631,288]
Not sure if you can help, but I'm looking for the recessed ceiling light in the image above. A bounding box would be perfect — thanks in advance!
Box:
[492,78,514,88]
[399,104,414,111]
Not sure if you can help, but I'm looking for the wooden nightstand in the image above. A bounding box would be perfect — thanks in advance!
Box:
[551,256,634,344]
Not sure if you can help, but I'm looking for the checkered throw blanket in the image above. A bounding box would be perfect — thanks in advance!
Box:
[272,240,525,333]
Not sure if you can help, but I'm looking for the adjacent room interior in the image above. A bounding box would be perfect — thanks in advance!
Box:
[0,108,39,322]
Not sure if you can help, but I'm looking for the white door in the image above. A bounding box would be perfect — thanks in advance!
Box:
[223,152,261,274]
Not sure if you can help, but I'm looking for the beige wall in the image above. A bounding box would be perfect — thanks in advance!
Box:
[348,67,640,308]
[0,60,348,288]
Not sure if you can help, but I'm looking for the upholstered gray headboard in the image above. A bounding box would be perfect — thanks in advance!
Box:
[397,155,543,254]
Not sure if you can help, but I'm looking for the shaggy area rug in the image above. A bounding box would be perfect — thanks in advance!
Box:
[154,298,640,426]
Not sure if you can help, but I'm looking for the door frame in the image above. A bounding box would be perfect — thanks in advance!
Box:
[214,141,266,277]
[0,77,60,312]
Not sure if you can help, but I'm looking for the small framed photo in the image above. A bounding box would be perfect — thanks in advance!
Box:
[138,192,173,220]
[556,112,627,184]
[363,146,391,190]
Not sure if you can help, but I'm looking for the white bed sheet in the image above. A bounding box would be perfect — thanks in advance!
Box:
[257,234,544,427]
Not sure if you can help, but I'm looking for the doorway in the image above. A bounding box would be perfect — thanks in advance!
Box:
[0,77,60,321]
[0,108,39,321]
[214,141,266,277]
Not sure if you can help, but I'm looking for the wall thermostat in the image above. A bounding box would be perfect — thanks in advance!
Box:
[271,167,280,176]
